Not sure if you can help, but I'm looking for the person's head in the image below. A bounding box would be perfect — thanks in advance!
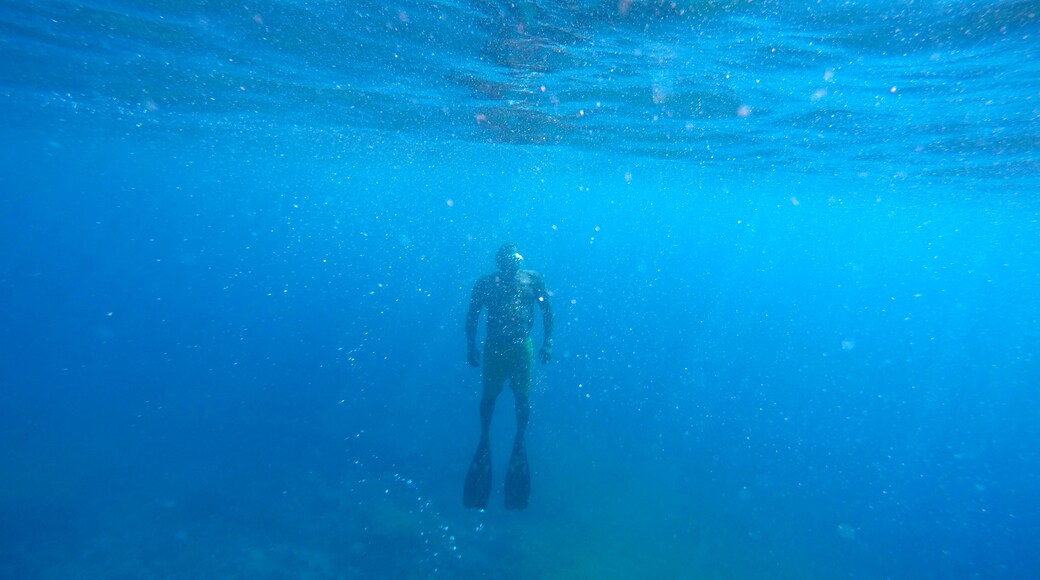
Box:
[495,243,524,275]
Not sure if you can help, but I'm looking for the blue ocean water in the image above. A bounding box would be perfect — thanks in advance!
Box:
[1,0,1038,578]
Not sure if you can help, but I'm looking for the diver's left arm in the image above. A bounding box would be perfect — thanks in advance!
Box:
[535,274,554,363]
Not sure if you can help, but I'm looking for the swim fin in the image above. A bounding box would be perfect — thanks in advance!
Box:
[504,437,530,510]
[463,437,492,509]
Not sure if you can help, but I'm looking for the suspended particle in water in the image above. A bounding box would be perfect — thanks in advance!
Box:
[836,523,856,540]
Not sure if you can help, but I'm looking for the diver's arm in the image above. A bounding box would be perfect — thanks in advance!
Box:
[535,275,554,362]
[466,280,484,366]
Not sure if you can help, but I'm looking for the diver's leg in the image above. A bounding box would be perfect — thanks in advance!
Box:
[511,344,533,440]
[480,353,506,438]
[514,393,530,440]
[504,345,533,510]
[464,366,503,509]
[479,395,496,440]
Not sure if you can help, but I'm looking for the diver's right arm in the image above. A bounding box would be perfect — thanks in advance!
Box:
[466,279,485,367]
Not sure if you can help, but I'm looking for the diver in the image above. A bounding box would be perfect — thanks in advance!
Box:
[463,243,554,510]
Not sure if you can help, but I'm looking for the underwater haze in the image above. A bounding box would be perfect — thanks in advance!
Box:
[1,0,1038,578]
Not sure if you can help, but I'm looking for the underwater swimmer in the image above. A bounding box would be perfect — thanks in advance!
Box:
[463,243,553,510]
